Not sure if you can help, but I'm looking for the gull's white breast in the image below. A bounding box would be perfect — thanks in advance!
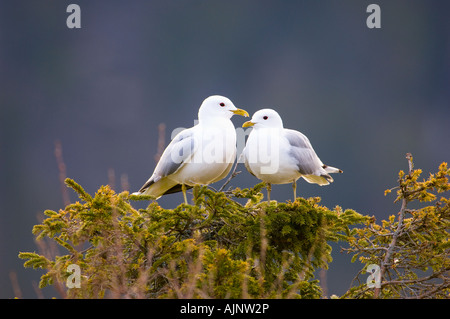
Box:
[244,128,301,184]
[173,120,237,185]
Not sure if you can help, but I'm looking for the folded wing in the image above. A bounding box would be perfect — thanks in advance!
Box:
[137,128,197,195]
[284,129,340,185]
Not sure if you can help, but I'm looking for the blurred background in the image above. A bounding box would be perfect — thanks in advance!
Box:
[0,0,449,298]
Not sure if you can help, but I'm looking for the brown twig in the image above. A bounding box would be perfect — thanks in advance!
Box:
[9,271,22,299]
[154,123,166,164]
[218,160,241,192]
[108,168,116,191]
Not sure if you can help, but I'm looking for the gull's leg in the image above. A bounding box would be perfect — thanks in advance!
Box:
[267,182,272,202]
[292,181,297,201]
[182,184,188,204]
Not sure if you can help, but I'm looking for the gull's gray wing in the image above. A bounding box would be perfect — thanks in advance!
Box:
[284,129,325,176]
[138,127,196,192]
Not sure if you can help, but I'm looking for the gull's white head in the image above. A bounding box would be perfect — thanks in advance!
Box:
[198,95,249,121]
[242,108,284,129]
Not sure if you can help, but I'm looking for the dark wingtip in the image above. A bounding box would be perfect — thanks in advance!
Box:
[162,184,194,195]
[138,180,154,193]
[321,173,334,183]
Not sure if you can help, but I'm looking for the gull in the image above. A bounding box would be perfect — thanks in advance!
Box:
[242,108,342,201]
[133,95,249,204]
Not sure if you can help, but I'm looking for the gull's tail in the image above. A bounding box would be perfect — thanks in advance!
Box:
[132,175,192,198]
[322,164,343,174]
[302,164,343,186]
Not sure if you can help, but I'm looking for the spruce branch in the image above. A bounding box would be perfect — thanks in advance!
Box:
[20,177,365,298]
[343,153,450,299]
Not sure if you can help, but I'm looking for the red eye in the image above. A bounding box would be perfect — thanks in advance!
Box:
[263,116,268,120]
[220,103,225,107]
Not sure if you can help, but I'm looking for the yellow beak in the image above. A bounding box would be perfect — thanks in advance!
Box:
[242,121,255,127]
[231,108,249,117]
